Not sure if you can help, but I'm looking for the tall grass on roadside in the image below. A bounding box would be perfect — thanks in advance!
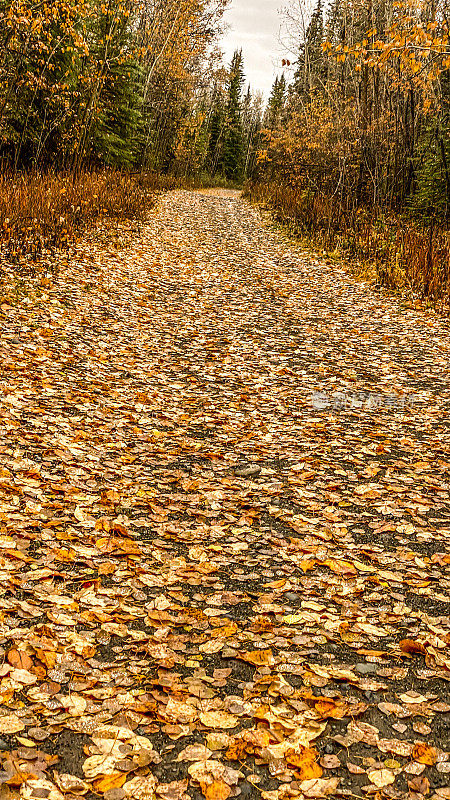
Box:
[246,180,450,309]
[0,170,181,270]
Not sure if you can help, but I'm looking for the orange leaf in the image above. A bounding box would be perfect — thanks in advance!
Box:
[314,698,348,719]
[93,773,127,792]
[211,623,238,639]
[95,536,141,555]
[323,558,357,575]
[240,649,273,666]
[4,550,30,562]
[98,561,116,575]
[202,780,231,800]
[35,649,57,669]
[412,743,437,765]
[7,649,33,671]
[285,746,323,780]
[225,739,248,761]
[6,770,32,787]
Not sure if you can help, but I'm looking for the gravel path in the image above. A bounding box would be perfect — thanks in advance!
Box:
[0,189,449,800]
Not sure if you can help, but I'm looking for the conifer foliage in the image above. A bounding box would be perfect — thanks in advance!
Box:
[266,74,286,128]
[223,49,245,181]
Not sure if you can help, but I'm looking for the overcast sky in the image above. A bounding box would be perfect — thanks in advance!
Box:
[221,0,283,98]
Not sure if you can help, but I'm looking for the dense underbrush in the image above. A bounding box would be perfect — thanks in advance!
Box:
[246,180,450,309]
[0,170,183,269]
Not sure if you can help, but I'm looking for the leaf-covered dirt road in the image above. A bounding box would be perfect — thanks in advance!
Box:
[1,189,450,800]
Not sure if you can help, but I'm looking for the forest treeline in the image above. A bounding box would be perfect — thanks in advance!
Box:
[251,0,450,306]
[0,0,264,267]
[4,0,450,305]
[0,0,261,179]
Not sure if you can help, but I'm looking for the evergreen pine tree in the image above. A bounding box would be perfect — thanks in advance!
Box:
[94,56,143,168]
[266,73,286,128]
[411,69,450,219]
[223,50,245,182]
[206,90,226,176]
[92,3,143,168]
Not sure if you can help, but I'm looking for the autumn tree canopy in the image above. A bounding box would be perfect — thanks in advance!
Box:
[258,0,450,218]
[0,0,263,175]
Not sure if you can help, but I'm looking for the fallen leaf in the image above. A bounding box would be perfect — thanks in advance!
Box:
[408,776,430,795]
[285,746,323,780]
[94,773,127,793]
[178,744,212,762]
[368,768,395,788]
[412,742,438,765]
[203,780,231,800]
[320,755,340,769]
[156,780,189,800]
[347,762,365,774]
[299,777,340,797]
[239,650,274,667]
[7,650,33,671]
[199,712,239,729]
[123,775,158,799]
[400,639,427,656]
[0,715,24,734]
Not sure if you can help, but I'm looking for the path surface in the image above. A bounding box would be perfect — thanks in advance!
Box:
[1,189,450,800]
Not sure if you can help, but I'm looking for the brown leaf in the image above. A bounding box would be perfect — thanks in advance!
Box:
[347,762,366,774]
[7,649,33,671]
[156,780,189,800]
[320,755,340,769]
[177,745,212,762]
[299,777,340,797]
[400,639,427,656]
[408,776,430,795]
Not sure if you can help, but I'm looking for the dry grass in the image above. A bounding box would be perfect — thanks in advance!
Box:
[246,180,450,309]
[0,170,182,269]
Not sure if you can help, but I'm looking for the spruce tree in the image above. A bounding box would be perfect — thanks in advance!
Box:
[207,90,226,176]
[91,1,143,168]
[223,50,245,182]
[94,56,143,168]
[266,74,286,128]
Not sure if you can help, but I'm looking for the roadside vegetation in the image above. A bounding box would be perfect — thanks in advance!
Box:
[0,1,262,269]
[248,0,450,308]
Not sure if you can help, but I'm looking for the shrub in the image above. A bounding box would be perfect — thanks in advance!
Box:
[0,170,180,268]
[246,179,450,309]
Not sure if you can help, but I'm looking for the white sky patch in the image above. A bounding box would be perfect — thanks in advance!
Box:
[222,0,283,97]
